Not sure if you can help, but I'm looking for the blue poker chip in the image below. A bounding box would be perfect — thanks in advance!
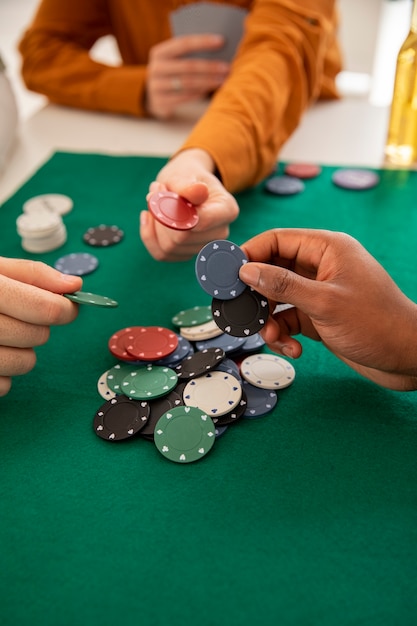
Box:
[264,175,305,196]
[242,380,278,418]
[214,357,242,381]
[195,333,246,355]
[236,333,266,355]
[54,252,99,276]
[195,239,248,300]
[153,334,194,367]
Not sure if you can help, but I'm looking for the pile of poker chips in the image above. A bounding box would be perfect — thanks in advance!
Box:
[195,239,268,338]
[94,306,295,464]
[16,193,73,253]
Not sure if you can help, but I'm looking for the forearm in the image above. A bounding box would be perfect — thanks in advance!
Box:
[180,0,341,192]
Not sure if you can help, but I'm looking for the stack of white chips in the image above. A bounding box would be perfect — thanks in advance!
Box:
[16,194,73,253]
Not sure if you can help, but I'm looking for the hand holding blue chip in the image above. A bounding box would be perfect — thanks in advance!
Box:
[195,239,248,299]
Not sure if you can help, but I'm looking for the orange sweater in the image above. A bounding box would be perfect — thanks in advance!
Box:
[19,0,342,191]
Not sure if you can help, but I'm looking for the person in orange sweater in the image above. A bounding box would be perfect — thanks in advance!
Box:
[19,0,342,260]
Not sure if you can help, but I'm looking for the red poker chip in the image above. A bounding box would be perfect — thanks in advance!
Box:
[108,327,144,361]
[124,326,179,361]
[148,191,199,231]
[284,163,322,179]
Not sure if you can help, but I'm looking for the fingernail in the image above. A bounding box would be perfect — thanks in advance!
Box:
[240,264,260,287]
[282,345,294,359]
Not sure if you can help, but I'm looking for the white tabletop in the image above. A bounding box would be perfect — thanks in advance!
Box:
[0,96,390,205]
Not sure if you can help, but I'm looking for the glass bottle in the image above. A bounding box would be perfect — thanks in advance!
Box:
[385,0,417,166]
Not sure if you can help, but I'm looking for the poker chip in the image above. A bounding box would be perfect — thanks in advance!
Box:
[264,175,305,195]
[124,326,178,361]
[179,319,223,341]
[93,395,150,441]
[108,327,147,362]
[331,168,379,190]
[195,239,248,300]
[140,390,183,440]
[172,306,212,327]
[153,334,194,367]
[148,191,199,230]
[154,406,216,463]
[242,380,278,418]
[121,365,178,400]
[238,333,266,354]
[55,253,99,276]
[63,291,118,308]
[212,388,248,425]
[23,193,73,216]
[215,425,228,438]
[97,370,117,401]
[195,333,246,355]
[284,163,322,179]
[212,287,269,337]
[106,362,142,394]
[214,357,242,380]
[241,353,295,390]
[16,210,67,253]
[83,224,124,246]
[183,371,242,417]
[175,347,225,380]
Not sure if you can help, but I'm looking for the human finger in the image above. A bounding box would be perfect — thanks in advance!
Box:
[150,34,226,61]
[0,257,82,293]
[0,311,52,348]
[0,375,12,397]
[0,345,37,377]
[0,273,80,326]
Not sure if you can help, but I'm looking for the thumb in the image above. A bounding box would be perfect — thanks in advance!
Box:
[177,181,209,206]
[239,261,319,311]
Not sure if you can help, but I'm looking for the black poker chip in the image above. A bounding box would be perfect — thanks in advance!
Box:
[211,287,269,337]
[140,390,183,440]
[93,395,149,441]
[174,347,225,380]
[83,224,124,247]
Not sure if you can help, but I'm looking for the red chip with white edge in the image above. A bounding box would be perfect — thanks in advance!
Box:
[148,191,199,230]
[125,326,179,361]
[108,327,144,361]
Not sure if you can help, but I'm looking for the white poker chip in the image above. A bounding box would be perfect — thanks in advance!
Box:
[97,370,117,401]
[16,211,63,238]
[23,193,74,216]
[241,353,295,390]
[20,224,68,254]
[179,319,223,341]
[182,370,242,417]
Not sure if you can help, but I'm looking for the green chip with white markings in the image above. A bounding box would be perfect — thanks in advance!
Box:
[171,306,212,327]
[154,405,216,463]
[64,290,118,308]
[121,365,178,400]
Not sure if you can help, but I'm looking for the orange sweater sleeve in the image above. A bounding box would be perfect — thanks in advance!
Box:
[179,0,342,192]
[19,0,342,192]
[18,0,149,116]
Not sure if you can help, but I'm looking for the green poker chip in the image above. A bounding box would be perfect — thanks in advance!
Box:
[171,306,212,327]
[120,365,178,400]
[64,291,118,308]
[154,405,216,463]
[106,362,144,394]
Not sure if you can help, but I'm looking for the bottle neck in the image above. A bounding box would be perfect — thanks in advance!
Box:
[411,0,417,33]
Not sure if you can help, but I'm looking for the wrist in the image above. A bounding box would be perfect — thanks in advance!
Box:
[171,148,217,175]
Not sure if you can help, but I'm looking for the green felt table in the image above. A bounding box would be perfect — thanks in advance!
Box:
[1,152,417,626]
